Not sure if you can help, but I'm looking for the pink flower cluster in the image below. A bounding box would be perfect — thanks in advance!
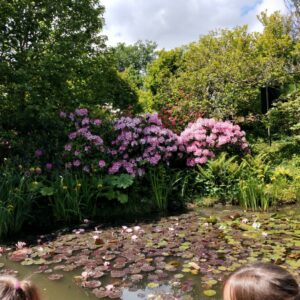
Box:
[61,109,106,172]
[178,118,249,167]
[109,113,179,176]
[61,108,250,175]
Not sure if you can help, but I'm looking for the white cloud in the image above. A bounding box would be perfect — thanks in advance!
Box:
[102,0,287,49]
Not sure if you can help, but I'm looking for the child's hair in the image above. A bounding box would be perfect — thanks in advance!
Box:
[224,263,300,300]
[0,276,41,300]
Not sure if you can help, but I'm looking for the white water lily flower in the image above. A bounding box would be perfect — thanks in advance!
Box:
[134,226,141,231]
[15,241,26,249]
[219,224,226,230]
[122,226,127,230]
[126,228,133,233]
[106,284,114,291]
[262,232,268,237]
[131,235,138,241]
[168,227,175,231]
[252,222,261,229]
[241,218,249,224]
[81,271,89,279]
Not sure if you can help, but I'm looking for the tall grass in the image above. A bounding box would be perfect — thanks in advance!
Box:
[0,171,35,238]
[238,178,275,211]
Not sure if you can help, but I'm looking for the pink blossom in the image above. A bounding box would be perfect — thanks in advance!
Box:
[64,144,72,151]
[98,160,106,168]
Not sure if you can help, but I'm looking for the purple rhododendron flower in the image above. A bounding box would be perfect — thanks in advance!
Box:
[93,119,102,126]
[74,150,81,156]
[75,108,88,116]
[45,163,53,170]
[59,111,67,118]
[34,149,43,158]
[73,160,81,167]
[64,144,72,151]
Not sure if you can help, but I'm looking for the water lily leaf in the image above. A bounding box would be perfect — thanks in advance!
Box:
[174,273,184,279]
[147,282,159,289]
[82,280,101,289]
[21,259,34,266]
[92,289,108,299]
[203,289,217,297]
[48,274,63,281]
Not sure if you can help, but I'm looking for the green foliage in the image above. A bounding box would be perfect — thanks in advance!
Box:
[113,41,158,112]
[195,153,243,204]
[268,89,300,137]
[0,166,37,238]
[113,40,157,74]
[0,0,138,165]
[145,12,297,130]
[238,178,275,211]
[148,165,188,211]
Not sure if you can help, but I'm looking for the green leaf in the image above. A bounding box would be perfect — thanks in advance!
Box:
[203,290,217,297]
[116,193,128,204]
[40,187,54,196]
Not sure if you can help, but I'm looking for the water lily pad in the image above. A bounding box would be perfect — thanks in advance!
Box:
[92,288,108,299]
[147,282,159,289]
[131,274,143,282]
[48,274,64,281]
[111,270,126,278]
[21,259,34,266]
[174,274,184,279]
[82,280,101,289]
[203,289,217,297]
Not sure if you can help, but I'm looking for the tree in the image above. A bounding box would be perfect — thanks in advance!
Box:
[145,12,296,124]
[0,0,138,161]
[285,0,300,36]
[113,40,157,74]
[0,0,137,130]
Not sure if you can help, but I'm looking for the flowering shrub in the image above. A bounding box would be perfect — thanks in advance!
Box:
[61,108,108,173]
[61,108,249,175]
[109,113,179,176]
[178,118,249,167]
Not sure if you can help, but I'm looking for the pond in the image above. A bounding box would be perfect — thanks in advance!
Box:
[1,205,300,300]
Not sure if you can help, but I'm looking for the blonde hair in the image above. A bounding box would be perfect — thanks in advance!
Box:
[0,276,41,300]
[224,263,300,300]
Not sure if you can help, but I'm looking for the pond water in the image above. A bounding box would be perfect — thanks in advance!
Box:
[1,205,300,300]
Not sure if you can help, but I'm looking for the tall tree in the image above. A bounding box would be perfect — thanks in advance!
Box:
[0,0,137,130]
[285,0,300,37]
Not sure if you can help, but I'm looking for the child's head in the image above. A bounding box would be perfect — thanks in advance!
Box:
[224,263,300,300]
[0,276,40,300]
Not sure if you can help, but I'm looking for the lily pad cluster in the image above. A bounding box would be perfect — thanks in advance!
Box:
[1,207,300,299]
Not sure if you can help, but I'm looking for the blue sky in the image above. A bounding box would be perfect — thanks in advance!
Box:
[102,0,287,49]
[241,0,263,16]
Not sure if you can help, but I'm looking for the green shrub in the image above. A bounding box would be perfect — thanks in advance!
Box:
[194,153,243,204]
[148,165,188,211]
[0,168,37,238]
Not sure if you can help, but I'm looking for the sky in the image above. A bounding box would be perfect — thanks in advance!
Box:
[101,0,287,49]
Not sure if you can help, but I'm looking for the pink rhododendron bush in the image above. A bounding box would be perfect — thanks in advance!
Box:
[178,118,249,167]
[61,109,249,175]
